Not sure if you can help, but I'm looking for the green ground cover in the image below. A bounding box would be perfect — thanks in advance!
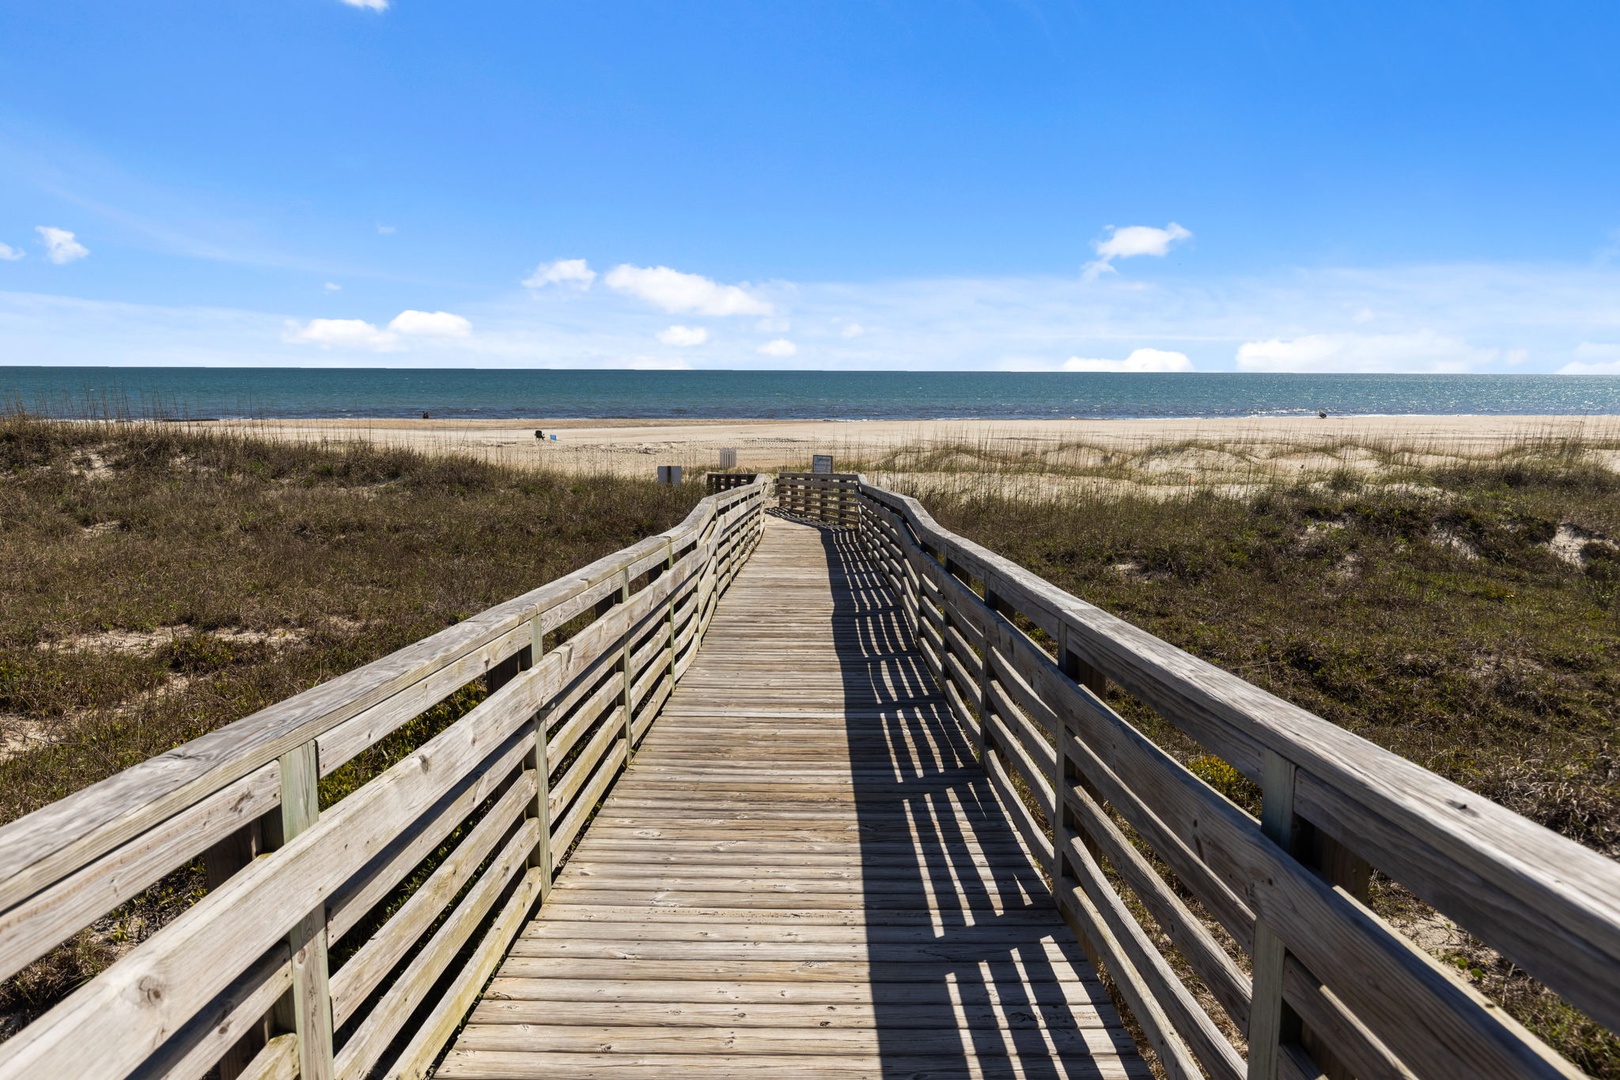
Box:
[0,417,702,1035]
[893,453,1620,1075]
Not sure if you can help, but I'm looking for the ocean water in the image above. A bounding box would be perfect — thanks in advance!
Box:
[2,367,1618,420]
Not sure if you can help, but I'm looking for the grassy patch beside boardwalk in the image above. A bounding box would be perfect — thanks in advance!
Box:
[875,450,1620,1076]
[0,417,703,821]
[910,461,1620,851]
[0,416,704,1035]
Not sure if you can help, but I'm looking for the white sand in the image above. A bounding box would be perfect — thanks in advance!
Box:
[214,414,1620,482]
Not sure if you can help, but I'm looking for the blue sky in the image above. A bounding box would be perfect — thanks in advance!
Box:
[2,0,1619,372]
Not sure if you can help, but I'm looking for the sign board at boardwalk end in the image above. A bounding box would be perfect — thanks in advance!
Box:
[811,455,834,474]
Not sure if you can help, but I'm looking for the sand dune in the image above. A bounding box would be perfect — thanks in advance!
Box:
[214,414,1620,485]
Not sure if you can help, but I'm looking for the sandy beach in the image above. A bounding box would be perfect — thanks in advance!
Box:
[216,414,1620,484]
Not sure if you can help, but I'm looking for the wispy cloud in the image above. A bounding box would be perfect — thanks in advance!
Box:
[1596,229,1620,266]
[1064,348,1193,372]
[656,324,708,346]
[37,226,89,264]
[323,281,342,293]
[1235,331,1490,373]
[285,309,471,351]
[284,318,398,351]
[341,0,389,8]
[625,356,693,370]
[523,258,597,289]
[0,242,22,262]
[1559,342,1620,375]
[604,264,773,316]
[756,338,797,357]
[9,258,1620,371]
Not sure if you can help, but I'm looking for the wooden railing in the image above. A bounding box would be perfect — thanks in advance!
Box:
[0,477,770,1080]
[705,470,766,494]
[777,472,1620,1080]
[776,470,860,527]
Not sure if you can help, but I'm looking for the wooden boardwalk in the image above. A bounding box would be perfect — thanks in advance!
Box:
[440,514,1146,1079]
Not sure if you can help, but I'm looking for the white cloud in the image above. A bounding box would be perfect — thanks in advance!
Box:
[0,242,22,262]
[1084,222,1191,280]
[656,324,708,347]
[1095,223,1192,261]
[285,309,471,351]
[1559,342,1620,374]
[840,323,865,339]
[1236,332,1490,373]
[285,318,399,351]
[524,258,597,290]
[37,227,89,265]
[323,282,342,293]
[756,338,797,358]
[376,223,396,235]
[341,0,389,8]
[388,309,472,337]
[604,264,773,316]
[1063,348,1193,373]
[15,258,1620,373]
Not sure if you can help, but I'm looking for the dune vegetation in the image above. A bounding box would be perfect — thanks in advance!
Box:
[0,415,703,1036]
[5,417,1618,1071]
[853,436,1620,1076]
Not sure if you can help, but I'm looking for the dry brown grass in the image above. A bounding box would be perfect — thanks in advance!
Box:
[0,415,705,1036]
[863,438,1620,1075]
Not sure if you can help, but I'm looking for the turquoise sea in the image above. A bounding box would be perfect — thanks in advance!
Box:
[3,368,1619,420]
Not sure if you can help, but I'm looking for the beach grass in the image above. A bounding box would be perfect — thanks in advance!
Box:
[5,413,1619,1070]
[0,414,705,1035]
[849,435,1620,1076]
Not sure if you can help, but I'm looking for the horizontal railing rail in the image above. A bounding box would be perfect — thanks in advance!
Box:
[776,470,861,528]
[705,470,766,494]
[776,470,1620,1080]
[0,476,771,1080]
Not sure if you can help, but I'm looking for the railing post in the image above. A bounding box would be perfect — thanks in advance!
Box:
[269,740,334,1080]
[978,583,1002,765]
[203,823,266,1079]
[664,537,677,692]
[618,569,634,749]
[1055,625,1111,974]
[524,612,552,895]
[1053,627,1080,879]
[1248,748,1302,1080]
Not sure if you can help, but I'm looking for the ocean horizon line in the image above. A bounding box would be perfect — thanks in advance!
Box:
[6,367,1620,422]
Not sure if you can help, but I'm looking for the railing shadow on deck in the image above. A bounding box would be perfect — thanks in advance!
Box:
[778,468,1620,1080]
[810,519,1136,1079]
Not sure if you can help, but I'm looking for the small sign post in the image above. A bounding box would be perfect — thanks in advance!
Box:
[657,465,683,486]
[811,454,834,475]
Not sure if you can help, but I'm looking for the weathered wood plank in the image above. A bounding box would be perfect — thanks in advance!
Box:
[441,515,1143,1080]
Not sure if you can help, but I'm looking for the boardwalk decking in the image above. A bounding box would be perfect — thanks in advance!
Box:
[440,514,1146,1079]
